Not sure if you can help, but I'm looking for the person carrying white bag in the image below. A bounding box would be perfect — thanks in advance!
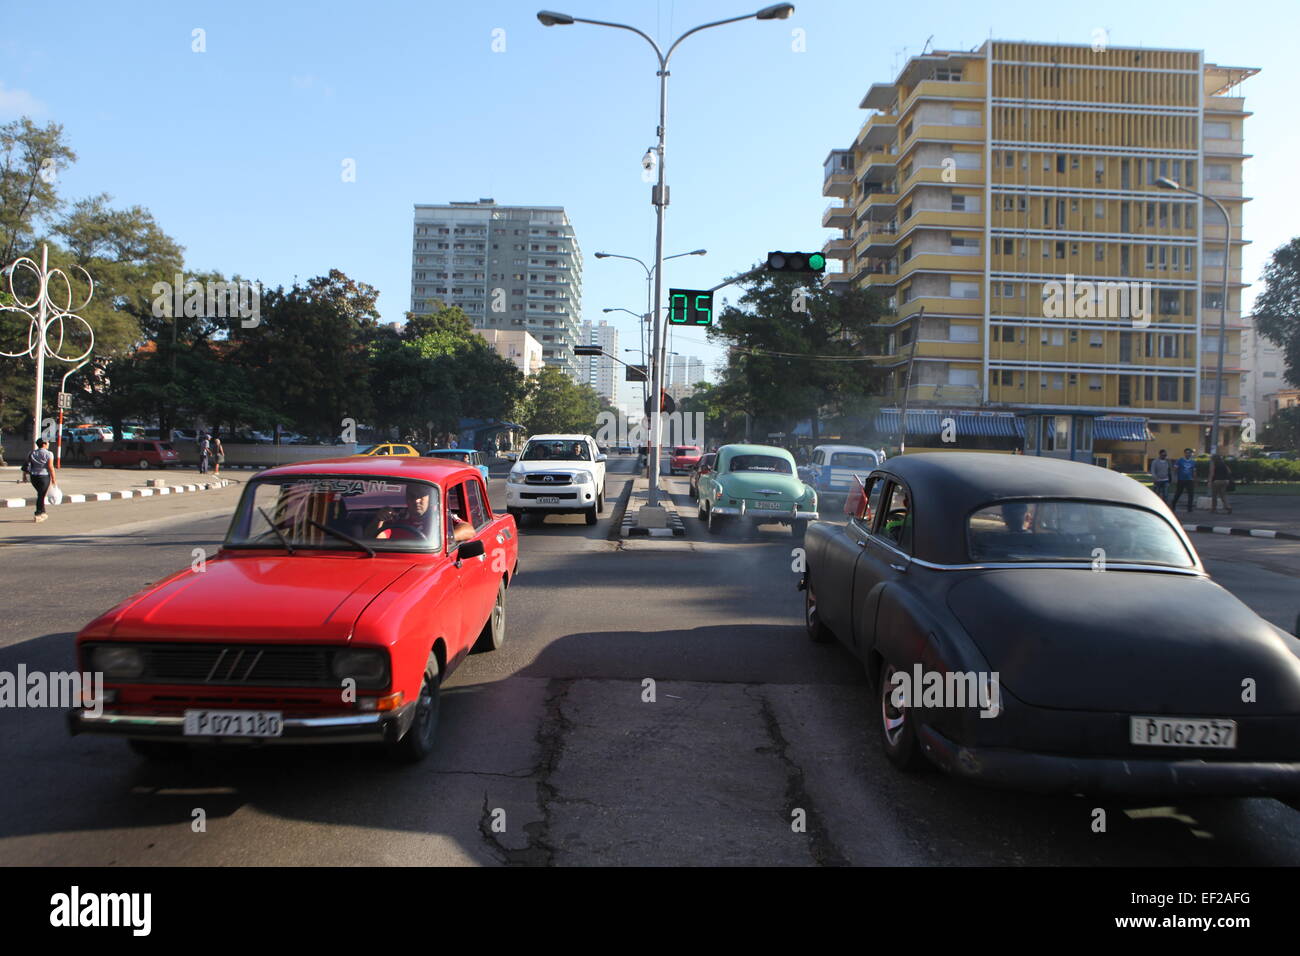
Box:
[22,438,58,522]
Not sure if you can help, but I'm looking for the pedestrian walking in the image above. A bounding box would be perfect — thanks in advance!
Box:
[21,438,58,523]
[1170,447,1198,513]
[211,433,225,477]
[1150,449,1173,503]
[1209,454,1233,514]
[198,432,211,474]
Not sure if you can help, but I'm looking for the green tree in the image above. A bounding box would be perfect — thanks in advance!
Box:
[0,117,76,266]
[1254,237,1300,388]
[706,270,889,440]
[520,366,604,435]
[233,270,381,438]
[1261,406,1300,451]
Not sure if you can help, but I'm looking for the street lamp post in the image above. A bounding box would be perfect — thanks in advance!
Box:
[1156,177,1232,456]
[541,5,793,506]
[0,243,95,444]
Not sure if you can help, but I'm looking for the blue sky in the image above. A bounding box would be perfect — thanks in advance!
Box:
[2,0,1294,380]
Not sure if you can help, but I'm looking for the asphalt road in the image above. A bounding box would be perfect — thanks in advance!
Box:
[1,453,1298,866]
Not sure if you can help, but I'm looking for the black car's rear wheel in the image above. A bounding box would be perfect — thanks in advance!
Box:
[388,654,441,763]
[879,662,927,771]
[804,580,835,643]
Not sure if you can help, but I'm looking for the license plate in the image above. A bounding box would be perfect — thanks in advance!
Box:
[183,710,283,738]
[1129,716,1237,749]
[537,496,560,504]
[752,500,784,510]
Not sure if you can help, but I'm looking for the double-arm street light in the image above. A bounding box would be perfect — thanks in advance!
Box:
[540,5,793,505]
[1156,176,1232,456]
[596,249,705,417]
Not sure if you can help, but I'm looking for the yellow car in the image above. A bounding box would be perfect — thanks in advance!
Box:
[355,443,420,457]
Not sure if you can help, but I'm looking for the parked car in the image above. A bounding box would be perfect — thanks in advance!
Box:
[356,443,420,457]
[687,453,716,500]
[504,434,607,526]
[67,456,517,763]
[669,445,703,476]
[800,452,1300,796]
[799,444,882,500]
[426,447,490,481]
[90,440,181,470]
[695,443,818,537]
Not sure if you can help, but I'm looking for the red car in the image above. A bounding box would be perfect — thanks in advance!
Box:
[669,445,702,476]
[91,440,180,470]
[67,456,517,763]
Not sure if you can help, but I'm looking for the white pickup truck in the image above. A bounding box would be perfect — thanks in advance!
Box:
[504,434,608,526]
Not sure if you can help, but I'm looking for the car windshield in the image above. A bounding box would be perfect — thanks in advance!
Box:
[432,451,469,462]
[968,500,1194,567]
[674,447,700,456]
[831,452,877,469]
[729,454,792,474]
[523,440,589,461]
[159,443,175,452]
[226,475,443,552]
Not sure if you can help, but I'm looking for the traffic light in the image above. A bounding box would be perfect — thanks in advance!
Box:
[573,345,603,356]
[766,251,826,273]
[668,288,713,326]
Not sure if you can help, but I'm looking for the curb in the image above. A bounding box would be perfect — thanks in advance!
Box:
[1182,523,1300,541]
[2,479,234,509]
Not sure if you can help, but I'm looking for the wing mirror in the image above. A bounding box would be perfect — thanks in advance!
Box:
[456,539,485,561]
[596,453,607,462]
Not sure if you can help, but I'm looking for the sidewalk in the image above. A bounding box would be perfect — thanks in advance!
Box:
[1174,493,1300,541]
[0,464,234,510]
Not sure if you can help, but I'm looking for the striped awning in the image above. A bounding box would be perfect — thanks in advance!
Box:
[952,413,1024,438]
[875,410,944,435]
[1094,417,1152,442]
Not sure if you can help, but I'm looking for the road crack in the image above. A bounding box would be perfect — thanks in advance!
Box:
[748,686,849,867]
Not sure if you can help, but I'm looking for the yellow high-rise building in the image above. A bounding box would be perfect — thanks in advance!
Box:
[822,41,1256,467]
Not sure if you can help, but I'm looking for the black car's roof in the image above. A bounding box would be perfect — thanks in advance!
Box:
[871,453,1194,565]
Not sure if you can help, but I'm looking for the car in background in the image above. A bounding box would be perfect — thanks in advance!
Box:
[800,452,1300,796]
[426,447,490,481]
[504,434,607,526]
[90,440,181,470]
[695,443,818,537]
[669,445,702,476]
[687,453,716,501]
[800,444,882,502]
[68,456,517,763]
[356,443,420,457]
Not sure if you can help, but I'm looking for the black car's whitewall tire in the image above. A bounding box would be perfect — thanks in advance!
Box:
[879,662,927,771]
[804,581,835,644]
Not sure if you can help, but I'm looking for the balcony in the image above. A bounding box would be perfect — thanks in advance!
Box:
[1203,137,1245,157]
[860,224,899,255]
[860,115,898,150]
[858,188,899,221]
[822,201,852,229]
[822,236,854,261]
[823,149,854,198]
[858,149,898,182]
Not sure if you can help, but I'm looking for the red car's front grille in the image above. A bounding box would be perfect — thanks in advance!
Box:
[87,643,336,687]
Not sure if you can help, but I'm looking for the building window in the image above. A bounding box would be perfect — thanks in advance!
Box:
[1088,375,1103,390]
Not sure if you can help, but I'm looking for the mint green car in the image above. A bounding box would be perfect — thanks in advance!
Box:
[695,443,818,537]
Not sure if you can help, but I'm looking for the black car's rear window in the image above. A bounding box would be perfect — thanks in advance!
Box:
[968,500,1194,567]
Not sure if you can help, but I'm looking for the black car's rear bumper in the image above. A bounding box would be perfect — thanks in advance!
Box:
[68,704,415,746]
[919,724,1300,796]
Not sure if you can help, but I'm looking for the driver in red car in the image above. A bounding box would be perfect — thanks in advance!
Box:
[368,483,471,543]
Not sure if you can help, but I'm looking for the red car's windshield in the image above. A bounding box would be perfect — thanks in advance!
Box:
[226,475,444,552]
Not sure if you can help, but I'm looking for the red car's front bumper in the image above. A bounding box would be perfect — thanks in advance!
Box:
[67,705,416,745]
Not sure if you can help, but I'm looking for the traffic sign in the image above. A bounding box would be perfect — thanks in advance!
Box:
[625,364,648,382]
[57,391,72,410]
[645,392,677,415]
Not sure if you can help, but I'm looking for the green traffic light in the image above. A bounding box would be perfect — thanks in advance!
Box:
[808,253,826,271]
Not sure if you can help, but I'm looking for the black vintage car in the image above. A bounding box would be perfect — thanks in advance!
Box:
[800,452,1300,796]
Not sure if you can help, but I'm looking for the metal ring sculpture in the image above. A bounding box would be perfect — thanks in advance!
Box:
[0,255,96,363]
